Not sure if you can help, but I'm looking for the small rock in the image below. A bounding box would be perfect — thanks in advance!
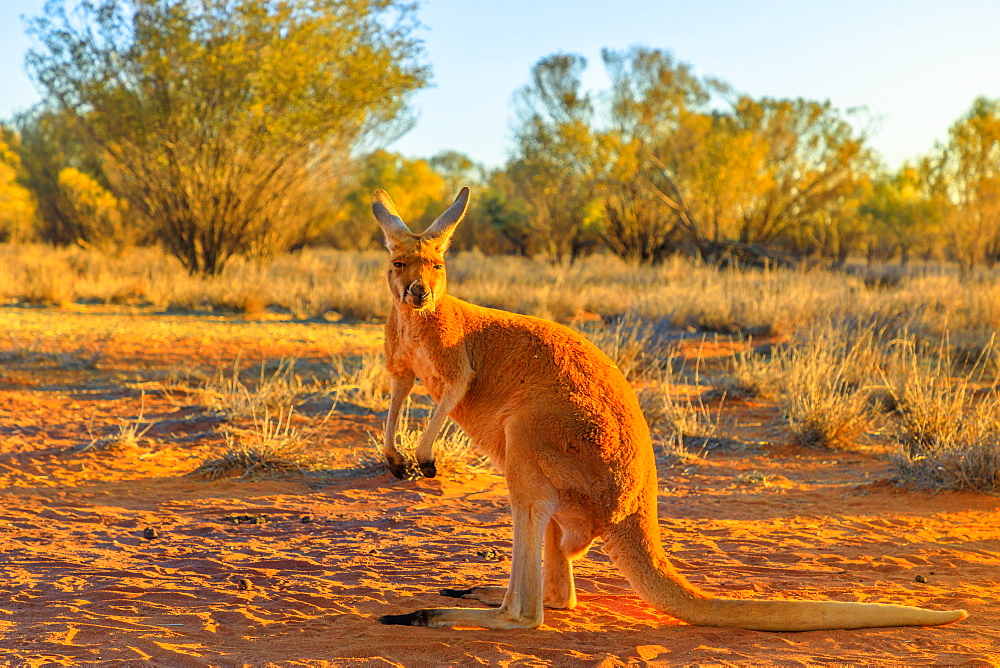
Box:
[915,574,927,584]
[300,515,313,524]
[142,527,158,540]
[237,577,252,591]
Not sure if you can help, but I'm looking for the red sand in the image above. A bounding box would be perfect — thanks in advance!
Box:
[0,307,997,665]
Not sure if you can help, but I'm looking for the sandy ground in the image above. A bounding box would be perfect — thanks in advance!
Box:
[0,305,997,666]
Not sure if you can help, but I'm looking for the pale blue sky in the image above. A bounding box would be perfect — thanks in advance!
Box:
[2,1,998,169]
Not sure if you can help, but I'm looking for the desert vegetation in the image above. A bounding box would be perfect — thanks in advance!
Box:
[2,2,1000,277]
[1,243,998,491]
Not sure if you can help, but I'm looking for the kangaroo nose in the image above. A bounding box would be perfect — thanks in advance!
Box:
[410,283,427,298]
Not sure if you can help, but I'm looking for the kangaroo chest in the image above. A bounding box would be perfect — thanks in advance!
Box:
[390,304,479,411]
[410,347,449,400]
[393,331,456,403]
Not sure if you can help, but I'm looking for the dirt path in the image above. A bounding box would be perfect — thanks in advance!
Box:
[0,306,997,665]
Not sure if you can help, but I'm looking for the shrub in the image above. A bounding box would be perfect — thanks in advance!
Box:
[330,350,390,411]
[886,348,1000,491]
[639,374,722,458]
[576,316,666,380]
[779,325,880,449]
[192,408,315,481]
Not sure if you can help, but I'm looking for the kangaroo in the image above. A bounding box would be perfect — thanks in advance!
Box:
[372,186,968,632]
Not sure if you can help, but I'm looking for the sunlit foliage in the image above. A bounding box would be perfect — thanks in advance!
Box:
[326,150,451,250]
[26,0,429,274]
[936,97,1000,270]
[57,167,134,254]
[0,130,37,243]
[503,48,874,265]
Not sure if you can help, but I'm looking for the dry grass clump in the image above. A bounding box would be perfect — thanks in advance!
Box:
[884,347,1000,492]
[192,404,338,481]
[149,250,389,320]
[192,408,312,481]
[5,245,1000,344]
[945,330,1000,378]
[770,325,882,449]
[208,288,272,318]
[200,358,324,419]
[357,400,487,479]
[18,256,76,307]
[660,268,840,337]
[0,244,391,319]
[639,374,722,458]
[330,350,390,411]
[720,324,881,450]
[448,252,645,320]
[2,333,105,370]
[156,366,211,396]
[73,395,154,454]
[192,359,339,481]
[783,369,874,450]
[724,343,786,400]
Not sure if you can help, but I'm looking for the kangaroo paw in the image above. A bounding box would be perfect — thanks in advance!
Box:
[379,610,431,626]
[386,461,408,480]
[440,588,474,599]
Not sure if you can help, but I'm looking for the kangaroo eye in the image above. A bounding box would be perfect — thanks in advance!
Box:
[393,262,405,268]
[433,264,443,270]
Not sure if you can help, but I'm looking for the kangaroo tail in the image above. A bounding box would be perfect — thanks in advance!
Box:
[602,514,967,632]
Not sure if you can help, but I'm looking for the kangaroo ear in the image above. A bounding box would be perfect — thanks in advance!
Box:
[422,187,470,251]
[372,189,412,250]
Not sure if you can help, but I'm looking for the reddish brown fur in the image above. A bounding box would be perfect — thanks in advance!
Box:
[372,187,968,632]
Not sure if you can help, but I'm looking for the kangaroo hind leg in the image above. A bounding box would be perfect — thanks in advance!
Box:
[441,518,581,609]
[380,488,554,629]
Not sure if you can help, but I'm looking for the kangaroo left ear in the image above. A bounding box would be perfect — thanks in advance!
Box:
[421,187,470,251]
[372,189,414,251]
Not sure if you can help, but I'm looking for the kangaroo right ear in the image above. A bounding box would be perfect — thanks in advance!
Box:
[422,186,470,251]
[372,190,412,250]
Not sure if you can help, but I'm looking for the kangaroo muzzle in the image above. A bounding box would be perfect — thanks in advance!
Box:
[407,281,430,307]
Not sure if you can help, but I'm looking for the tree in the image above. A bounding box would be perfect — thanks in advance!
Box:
[601,48,874,263]
[429,150,481,192]
[600,47,711,260]
[502,47,875,265]
[935,97,1000,270]
[469,169,533,255]
[57,167,134,254]
[729,97,872,250]
[326,150,450,250]
[508,54,604,262]
[13,107,107,245]
[26,0,428,274]
[599,132,682,262]
[859,165,943,266]
[0,129,38,242]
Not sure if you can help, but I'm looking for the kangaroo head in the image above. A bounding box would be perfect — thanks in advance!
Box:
[372,187,470,313]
